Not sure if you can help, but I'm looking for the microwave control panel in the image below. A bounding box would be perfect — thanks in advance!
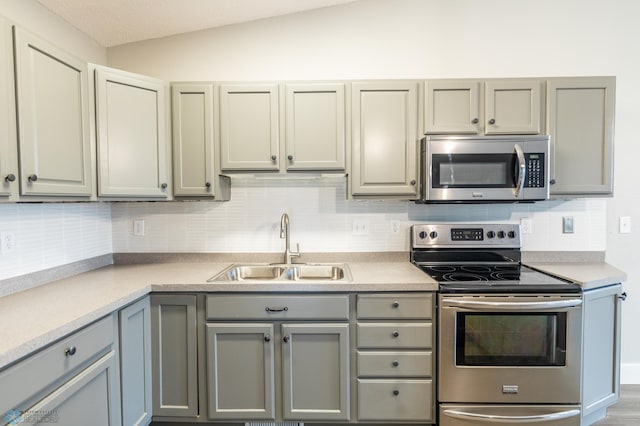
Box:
[525,153,545,188]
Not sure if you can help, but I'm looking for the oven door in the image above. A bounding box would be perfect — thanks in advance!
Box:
[439,404,581,426]
[438,294,583,404]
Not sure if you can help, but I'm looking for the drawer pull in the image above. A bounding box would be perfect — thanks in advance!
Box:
[392,330,400,338]
[393,389,400,396]
[392,301,400,308]
[392,360,399,367]
[265,306,288,313]
[64,346,77,356]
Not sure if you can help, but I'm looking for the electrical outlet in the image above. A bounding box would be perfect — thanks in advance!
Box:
[352,219,369,236]
[563,217,574,234]
[1,232,15,253]
[390,221,401,234]
[619,216,631,234]
[520,218,532,234]
[133,220,145,236]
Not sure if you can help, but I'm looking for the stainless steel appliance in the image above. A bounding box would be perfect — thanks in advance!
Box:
[420,135,550,202]
[410,223,583,426]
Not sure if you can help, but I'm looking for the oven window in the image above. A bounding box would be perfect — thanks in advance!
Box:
[432,153,516,188]
[455,312,567,366]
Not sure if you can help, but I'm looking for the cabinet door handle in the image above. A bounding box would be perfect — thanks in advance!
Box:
[392,330,400,338]
[489,118,496,125]
[288,155,293,161]
[264,334,271,342]
[5,173,16,183]
[550,179,557,185]
[28,174,38,182]
[283,335,290,343]
[271,155,277,161]
[205,182,211,188]
[64,346,77,356]
[620,292,628,301]
[392,360,400,367]
[471,118,479,124]
[265,306,288,313]
[161,183,168,189]
[410,179,416,186]
[392,389,400,396]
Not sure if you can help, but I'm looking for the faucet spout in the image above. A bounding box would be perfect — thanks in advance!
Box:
[280,213,300,264]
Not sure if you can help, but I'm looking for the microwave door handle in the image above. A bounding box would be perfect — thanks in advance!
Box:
[442,408,581,423]
[514,143,526,197]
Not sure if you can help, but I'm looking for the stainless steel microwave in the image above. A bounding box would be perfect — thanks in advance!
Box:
[420,135,550,202]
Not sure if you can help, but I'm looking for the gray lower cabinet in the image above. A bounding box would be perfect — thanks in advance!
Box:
[581,284,623,425]
[119,297,152,426]
[0,314,121,425]
[356,293,436,423]
[151,294,198,418]
[547,77,615,196]
[205,294,350,422]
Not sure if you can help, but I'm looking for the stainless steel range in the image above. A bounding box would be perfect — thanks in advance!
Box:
[410,223,584,426]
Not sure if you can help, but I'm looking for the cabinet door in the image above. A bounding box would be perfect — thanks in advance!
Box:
[220,84,279,171]
[547,77,615,196]
[96,67,169,197]
[425,79,481,134]
[485,79,544,135]
[151,295,198,417]
[119,297,152,426]
[285,83,346,170]
[13,27,92,196]
[0,18,17,199]
[581,284,622,425]
[281,323,350,421]
[206,323,275,420]
[351,82,419,198]
[25,351,121,426]
[172,83,216,196]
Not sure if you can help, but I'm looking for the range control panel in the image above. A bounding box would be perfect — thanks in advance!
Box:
[412,223,521,248]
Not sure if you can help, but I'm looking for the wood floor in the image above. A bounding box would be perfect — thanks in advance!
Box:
[594,385,640,425]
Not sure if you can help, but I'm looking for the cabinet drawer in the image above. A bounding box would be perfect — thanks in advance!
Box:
[357,351,433,377]
[358,379,433,421]
[357,323,432,349]
[0,314,115,413]
[357,294,433,319]
[206,295,349,320]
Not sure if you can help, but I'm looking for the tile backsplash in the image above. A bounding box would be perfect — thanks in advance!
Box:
[0,203,112,280]
[111,178,607,254]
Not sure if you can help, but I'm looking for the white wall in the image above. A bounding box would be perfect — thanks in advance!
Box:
[0,0,110,281]
[107,0,640,383]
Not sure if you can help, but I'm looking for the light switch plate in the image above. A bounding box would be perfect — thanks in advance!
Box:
[520,218,532,234]
[619,216,631,234]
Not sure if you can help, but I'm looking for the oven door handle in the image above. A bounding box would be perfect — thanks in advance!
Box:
[442,408,581,423]
[514,143,526,198]
[442,298,582,310]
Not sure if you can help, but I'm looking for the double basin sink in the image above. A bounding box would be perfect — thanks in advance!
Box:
[209,263,351,282]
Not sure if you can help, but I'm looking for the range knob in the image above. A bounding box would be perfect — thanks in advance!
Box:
[497,230,506,239]
[486,231,495,239]
[418,231,428,239]
[508,230,517,239]
[429,231,438,239]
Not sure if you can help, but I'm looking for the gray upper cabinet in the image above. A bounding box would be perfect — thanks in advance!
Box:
[425,78,544,135]
[284,83,346,171]
[95,66,170,198]
[547,77,615,196]
[0,18,17,200]
[220,84,280,171]
[171,83,230,199]
[351,81,420,198]
[13,26,92,197]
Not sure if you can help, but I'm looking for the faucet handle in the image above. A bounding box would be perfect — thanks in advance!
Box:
[293,243,301,257]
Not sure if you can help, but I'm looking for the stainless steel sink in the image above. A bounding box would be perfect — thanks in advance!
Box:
[208,263,351,282]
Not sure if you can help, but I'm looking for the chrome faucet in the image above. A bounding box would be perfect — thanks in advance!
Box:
[280,213,300,264]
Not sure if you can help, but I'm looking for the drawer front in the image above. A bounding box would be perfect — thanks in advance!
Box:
[0,314,115,413]
[206,295,349,320]
[358,379,433,422]
[357,294,433,319]
[357,323,432,349]
[357,351,433,377]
